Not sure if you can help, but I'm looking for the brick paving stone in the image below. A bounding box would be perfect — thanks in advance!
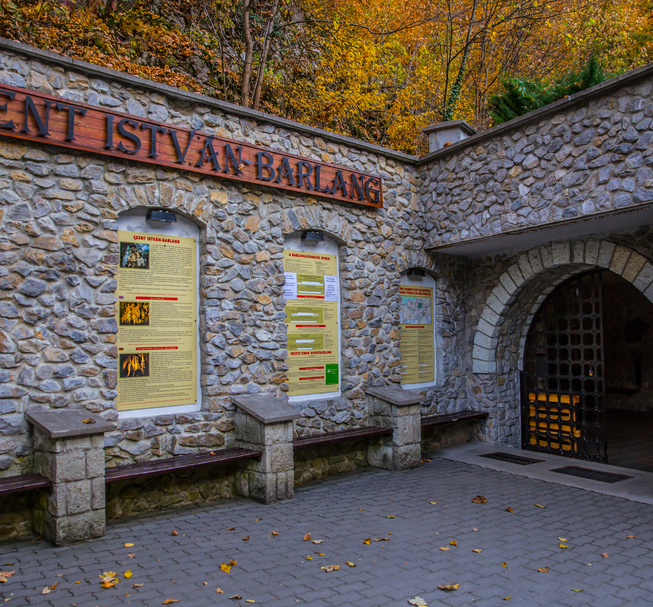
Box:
[2,459,653,606]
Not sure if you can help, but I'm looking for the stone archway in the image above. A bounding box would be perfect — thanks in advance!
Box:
[472,239,653,375]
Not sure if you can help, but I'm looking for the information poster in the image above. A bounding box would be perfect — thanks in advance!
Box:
[399,285,435,384]
[283,250,339,396]
[116,230,197,411]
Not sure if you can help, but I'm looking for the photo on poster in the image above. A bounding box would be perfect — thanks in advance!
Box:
[120,242,150,270]
[119,353,150,379]
[119,301,150,326]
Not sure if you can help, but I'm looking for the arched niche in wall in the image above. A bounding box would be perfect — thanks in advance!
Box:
[116,208,201,419]
[283,231,341,403]
[399,269,437,389]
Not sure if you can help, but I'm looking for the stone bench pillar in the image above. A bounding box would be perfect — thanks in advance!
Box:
[231,395,299,504]
[27,410,114,546]
[365,387,426,471]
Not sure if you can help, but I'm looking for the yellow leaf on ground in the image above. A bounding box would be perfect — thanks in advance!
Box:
[502,562,508,567]
[440,547,449,551]
[162,600,179,605]
[133,584,144,588]
[312,540,324,544]
[245,601,255,603]
[471,495,487,504]
[220,564,231,573]
[40,587,51,595]
[430,502,438,505]
[627,535,636,539]
[387,515,395,519]
[171,530,178,536]
[216,588,223,593]
[472,549,482,553]
[242,536,250,541]
[601,553,609,558]
[124,571,132,579]
[503,596,512,600]
[81,418,94,424]
[559,544,568,549]
[363,539,371,545]
[226,527,235,531]
[438,584,459,592]
[473,528,479,531]
[127,554,135,558]
[506,507,514,513]
[535,504,546,509]
[124,543,134,547]
[449,541,457,546]
[559,538,567,541]
[255,518,262,521]
[270,531,279,536]
[572,589,583,592]
[346,561,356,567]
[305,556,313,560]
[101,580,118,589]
[320,565,340,572]
[318,553,324,556]
[228,559,237,566]
[229,595,243,600]
[538,567,549,573]
[303,533,311,541]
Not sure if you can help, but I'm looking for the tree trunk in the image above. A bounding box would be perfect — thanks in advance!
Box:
[252,0,281,112]
[240,0,255,107]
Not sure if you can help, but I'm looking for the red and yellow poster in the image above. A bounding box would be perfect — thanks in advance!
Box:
[116,230,197,410]
[400,285,435,385]
[283,250,339,396]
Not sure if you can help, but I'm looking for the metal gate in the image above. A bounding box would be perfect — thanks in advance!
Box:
[521,271,607,461]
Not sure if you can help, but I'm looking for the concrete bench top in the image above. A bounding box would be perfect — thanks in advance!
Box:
[231,395,300,424]
[366,386,427,406]
[26,410,115,439]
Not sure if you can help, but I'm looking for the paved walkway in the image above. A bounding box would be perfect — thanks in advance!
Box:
[2,457,653,607]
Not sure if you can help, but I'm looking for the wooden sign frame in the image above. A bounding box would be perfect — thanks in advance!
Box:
[0,84,383,208]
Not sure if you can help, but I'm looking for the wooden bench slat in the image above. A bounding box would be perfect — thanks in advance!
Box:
[0,473,52,496]
[293,426,392,450]
[105,447,262,484]
[421,410,488,428]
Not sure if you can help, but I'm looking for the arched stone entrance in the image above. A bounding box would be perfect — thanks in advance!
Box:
[470,239,653,448]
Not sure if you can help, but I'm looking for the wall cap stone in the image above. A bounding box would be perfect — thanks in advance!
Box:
[366,387,427,406]
[231,395,300,424]
[26,411,115,439]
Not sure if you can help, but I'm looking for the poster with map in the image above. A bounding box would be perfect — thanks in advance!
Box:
[116,230,198,411]
[399,285,435,385]
[283,250,339,396]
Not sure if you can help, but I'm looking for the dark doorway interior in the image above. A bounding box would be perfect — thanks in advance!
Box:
[603,272,653,472]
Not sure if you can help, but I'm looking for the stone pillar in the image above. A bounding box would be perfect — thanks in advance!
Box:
[366,387,426,471]
[231,395,298,504]
[27,410,114,546]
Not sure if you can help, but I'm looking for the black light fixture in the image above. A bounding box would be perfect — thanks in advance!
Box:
[407,268,426,278]
[146,209,177,223]
[301,231,324,245]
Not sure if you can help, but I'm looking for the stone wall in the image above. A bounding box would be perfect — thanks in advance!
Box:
[420,74,653,248]
[0,41,473,480]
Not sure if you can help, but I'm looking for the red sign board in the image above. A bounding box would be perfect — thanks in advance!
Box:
[0,84,383,208]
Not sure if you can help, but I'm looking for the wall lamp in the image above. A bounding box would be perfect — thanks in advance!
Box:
[407,268,426,278]
[301,231,324,246]
[146,209,177,223]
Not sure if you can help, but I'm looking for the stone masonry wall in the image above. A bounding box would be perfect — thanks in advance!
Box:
[0,43,471,479]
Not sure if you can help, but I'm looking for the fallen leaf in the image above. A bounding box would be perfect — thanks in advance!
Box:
[81,418,95,424]
[41,587,51,595]
[429,502,438,505]
[318,553,324,556]
[505,507,514,513]
[229,559,237,567]
[216,588,223,594]
[472,549,482,553]
[471,495,487,504]
[255,518,262,521]
[242,536,250,541]
[75,581,82,584]
[440,547,449,551]
[363,538,371,545]
[303,533,312,541]
[320,565,340,572]
[220,564,231,573]
[124,571,132,579]
[0,572,14,583]
[245,601,255,604]
[128,554,135,558]
[503,597,512,601]
[538,567,549,573]
[226,527,235,531]
[627,535,636,539]
[572,589,583,592]
[162,600,179,605]
[408,597,428,606]
[133,584,144,588]
[438,584,459,592]
[559,544,568,549]
[270,531,279,536]
[203,582,207,586]
[229,595,242,600]
[450,540,457,546]
[559,537,567,542]
[101,580,118,589]
[346,561,356,567]
[473,528,479,532]
[502,562,507,567]
[374,538,390,542]
[171,531,178,536]
[312,540,324,544]
[387,515,395,519]
[124,543,135,547]
[2,564,12,567]
[535,504,546,509]
[305,556,313,560]
[601,553,609,558]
